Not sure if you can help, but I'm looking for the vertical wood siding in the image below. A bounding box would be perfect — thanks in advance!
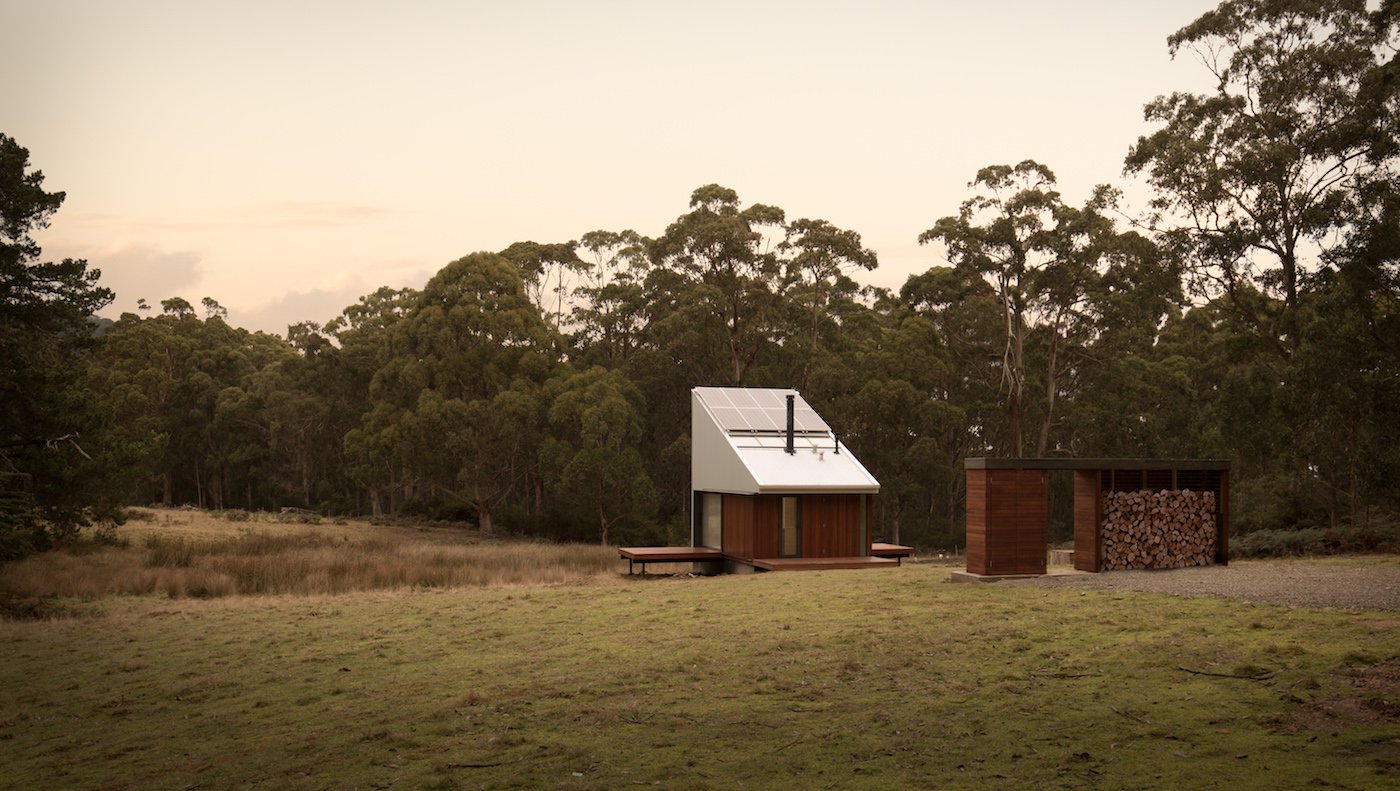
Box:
[722,494,778,560]
[1073,470,1103,572]
[966,469,988,574]
[800,494,866,558]
[722,493,868,560]
[966,469,1047,575]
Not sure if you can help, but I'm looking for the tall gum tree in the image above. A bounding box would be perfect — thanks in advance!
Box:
[541,366,658,546]
[357,252,556,530]
[777,218,878,389]
[1125,0,1398,350]
[571,229,652,365]
[920,161,1125,457]
[651,184,786,385]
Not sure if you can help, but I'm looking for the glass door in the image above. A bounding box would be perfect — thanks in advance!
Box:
[780,496,800,557]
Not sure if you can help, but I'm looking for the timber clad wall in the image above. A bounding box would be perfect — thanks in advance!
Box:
[801,494,866,558]
[966,469,1047,575]
[722,494,777,560]
[1073,470,1103,572]
[966,470,987,573]
[719,493,866,560]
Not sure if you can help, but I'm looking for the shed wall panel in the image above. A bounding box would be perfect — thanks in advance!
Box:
[966,469,1046,575]
[1217,471,1230,566]
[966,469,988,574]
[1073,470,1103,572]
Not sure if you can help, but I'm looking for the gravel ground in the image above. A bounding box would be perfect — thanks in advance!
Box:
[996,558,1400,612]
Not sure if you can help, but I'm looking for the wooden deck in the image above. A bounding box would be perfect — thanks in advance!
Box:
[618,546,723,574]
[870,542,914,562]
[748,556,900,571]
[619,546,908,574]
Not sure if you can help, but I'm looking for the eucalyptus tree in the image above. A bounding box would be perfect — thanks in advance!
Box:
[919,161,1123,457]
[650,184,786,385]
[571,229,652,365]
[1059,230,1190,458]
[1125,0,1398,347]
[777,218,878,388]
[353,252,557,529]
[298,287,420,515]
[91,303,292,509]
[541,366,658,545]
[499,240,584,334]
[1124,0,1400,532]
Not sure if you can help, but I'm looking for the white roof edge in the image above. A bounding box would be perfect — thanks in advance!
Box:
[754,486,881,494]
[691,386,880,494]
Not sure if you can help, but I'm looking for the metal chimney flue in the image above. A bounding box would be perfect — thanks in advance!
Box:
[785,394,795,455]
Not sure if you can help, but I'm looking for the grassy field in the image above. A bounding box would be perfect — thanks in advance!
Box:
[0,509,620,601]
[1,517,1398,789]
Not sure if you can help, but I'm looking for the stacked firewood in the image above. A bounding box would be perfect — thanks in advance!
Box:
[1101,489,1217,570]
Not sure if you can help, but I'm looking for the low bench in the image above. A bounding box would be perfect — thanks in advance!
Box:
[870,542,914,564]
[617,546,723,575]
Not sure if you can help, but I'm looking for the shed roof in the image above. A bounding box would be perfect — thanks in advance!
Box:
[965,457,1230,471]
[691,387,879,495]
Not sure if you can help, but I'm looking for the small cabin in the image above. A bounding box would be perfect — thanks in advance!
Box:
[687,386,903,571]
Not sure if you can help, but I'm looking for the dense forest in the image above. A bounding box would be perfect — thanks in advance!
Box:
[3,0,1398,557]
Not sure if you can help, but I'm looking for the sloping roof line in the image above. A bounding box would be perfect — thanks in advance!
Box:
[691,387,879,495]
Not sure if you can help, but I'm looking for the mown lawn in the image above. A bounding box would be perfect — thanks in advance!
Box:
[3,563,1398,789]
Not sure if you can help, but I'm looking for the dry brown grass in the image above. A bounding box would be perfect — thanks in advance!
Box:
[0,508,620,601]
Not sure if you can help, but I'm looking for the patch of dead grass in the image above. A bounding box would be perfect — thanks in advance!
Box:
[2,509,619,603]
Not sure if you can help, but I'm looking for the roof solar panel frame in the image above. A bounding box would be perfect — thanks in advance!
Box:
[698,386,832,436]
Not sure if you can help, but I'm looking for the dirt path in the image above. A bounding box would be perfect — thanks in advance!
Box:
[996,558,1400,612]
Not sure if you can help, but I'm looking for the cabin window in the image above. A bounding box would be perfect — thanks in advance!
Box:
[701,492,722,549]
[780,496,800,557]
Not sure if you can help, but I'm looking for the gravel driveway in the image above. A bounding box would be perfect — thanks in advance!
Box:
[997,558,1400,612]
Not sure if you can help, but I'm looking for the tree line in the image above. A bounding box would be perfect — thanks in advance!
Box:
[2,0,1397,556]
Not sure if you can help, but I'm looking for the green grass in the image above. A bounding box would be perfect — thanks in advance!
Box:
[3,565,1399,789]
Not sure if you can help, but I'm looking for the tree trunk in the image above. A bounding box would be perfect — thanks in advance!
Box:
[598,501,609,547]
[163,471,173,506]
[1001,271,1026,458]
[1036,317,1062,457]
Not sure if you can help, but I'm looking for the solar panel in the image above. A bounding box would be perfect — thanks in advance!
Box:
[696,387,831,435]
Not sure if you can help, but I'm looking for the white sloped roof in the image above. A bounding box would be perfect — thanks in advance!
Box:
[691,387,880,495]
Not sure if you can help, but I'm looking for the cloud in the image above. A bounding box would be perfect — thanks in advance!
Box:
[235,201,393,229]
[66,201,392,233]
[87,243,204,311]
[231,263,434,336]
[231,285,371,336]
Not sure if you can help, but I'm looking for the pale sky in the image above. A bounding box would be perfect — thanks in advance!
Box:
[5,0,1219,335]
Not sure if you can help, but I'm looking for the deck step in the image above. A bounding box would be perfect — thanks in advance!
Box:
[749,556,899,571]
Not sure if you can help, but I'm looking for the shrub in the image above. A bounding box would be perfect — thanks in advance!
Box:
[1233,517,1400,558]
[144,536,196,568]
